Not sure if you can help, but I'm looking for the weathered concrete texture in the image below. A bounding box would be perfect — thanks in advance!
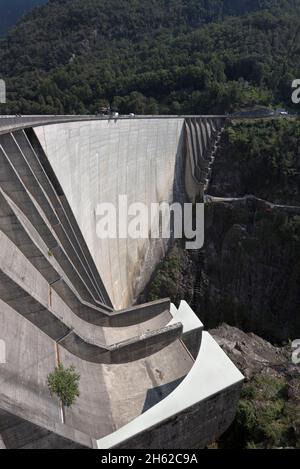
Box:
[0,142,171,328]
[0,435,6,449]
[35,117,225,308]
[0,227,181,363]
[0,409,90,449]
[0,298,60,425]
[61,339,193,438]
[96,332,244,449]
[35,119,186,309]
[0,297,193,443]
[115,384,242,449]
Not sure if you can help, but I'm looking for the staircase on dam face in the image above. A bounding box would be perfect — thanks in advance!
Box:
[0,116,243,450]
[185,117,226,197]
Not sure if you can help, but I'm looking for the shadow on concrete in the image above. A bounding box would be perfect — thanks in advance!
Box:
[142,376,185,413]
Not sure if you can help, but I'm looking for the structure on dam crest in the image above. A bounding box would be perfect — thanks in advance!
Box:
[0,115,243,449]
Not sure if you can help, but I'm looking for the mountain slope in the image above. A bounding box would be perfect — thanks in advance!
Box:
[0,0,299,114]
[0,0,47,36]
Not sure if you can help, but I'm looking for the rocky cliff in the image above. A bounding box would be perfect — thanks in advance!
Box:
[145,118,300,343]
[199,196,300,342]
[203,118,300,342]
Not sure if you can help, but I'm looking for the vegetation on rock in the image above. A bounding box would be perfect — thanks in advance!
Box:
[210,118,300,205]
[211,325,300,449]
[144,245,194,305]
[220,375,300,448]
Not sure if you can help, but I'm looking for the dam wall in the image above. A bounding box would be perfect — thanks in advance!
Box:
[0,115,242,451]
[34,118,185,309]
[34,117,224,309]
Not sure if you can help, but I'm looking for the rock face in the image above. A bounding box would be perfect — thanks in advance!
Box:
[198,197,300,342]
[210,324,292,381]
[200,119,300,343]
[209,119,300,206]
[145,119,300,343]
[145,197,300,342]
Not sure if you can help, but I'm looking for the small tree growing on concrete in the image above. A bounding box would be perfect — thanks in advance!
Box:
[47,364,80,407]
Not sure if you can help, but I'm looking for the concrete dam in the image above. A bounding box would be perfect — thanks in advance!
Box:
[0,115,243,449]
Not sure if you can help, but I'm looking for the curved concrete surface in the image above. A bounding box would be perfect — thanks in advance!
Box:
[0,228,180,364]
[34,118,185,309]
[0,298,193,443]
[96,331,244,449]
[0,115,243,450]
[33,116,225,308]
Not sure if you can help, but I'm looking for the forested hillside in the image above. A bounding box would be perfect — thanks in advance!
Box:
[0,0,47,36]
[0,0,299,114]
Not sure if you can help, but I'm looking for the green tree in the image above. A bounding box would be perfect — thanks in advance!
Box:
[47,364,80,407]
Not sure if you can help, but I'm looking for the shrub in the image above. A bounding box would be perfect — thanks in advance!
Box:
[47,364,80,407]
[220,375,298,448]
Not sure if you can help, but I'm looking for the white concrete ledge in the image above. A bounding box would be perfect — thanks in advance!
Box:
[170,301,204,358]
[169,301,203,334]
[95,330,244,449]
